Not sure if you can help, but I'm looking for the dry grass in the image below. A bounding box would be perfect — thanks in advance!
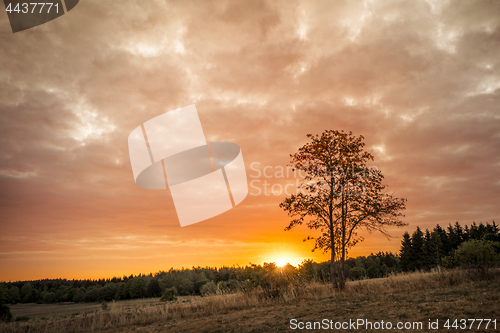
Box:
[1,268,499,333]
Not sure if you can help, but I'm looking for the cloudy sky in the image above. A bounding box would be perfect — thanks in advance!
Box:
[1,0,499,281]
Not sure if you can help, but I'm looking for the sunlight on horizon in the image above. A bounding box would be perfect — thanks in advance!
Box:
[268,253,304,268]
[276,259,287,268]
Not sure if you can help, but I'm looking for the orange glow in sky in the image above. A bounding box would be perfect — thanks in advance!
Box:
[1,1,499,282]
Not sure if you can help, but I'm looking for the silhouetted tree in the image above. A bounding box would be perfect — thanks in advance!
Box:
[127,277,146,299]
[447,223,463,252]
[146,278,162,297]
[422,229,434,270]
[0,283,12,322]
[409,227,425,270]
[298,259,318,282]
[8,286,20,304]
[399,232,412,271]
[428,228,443,267]
[280,130,407,289]
[399,221,500,271]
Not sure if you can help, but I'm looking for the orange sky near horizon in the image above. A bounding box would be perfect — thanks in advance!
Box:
[1,1,500,282]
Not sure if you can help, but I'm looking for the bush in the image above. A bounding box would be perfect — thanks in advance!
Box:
[298,259,318,281]
[175,277,194,296]
[98,283,118,301]
[42,292,56,303]
[217,281,230,294]
[448,239,500,272]
[8,286,21,304]
[348,266,366,280]
[200,281,217,296]
[22,289,39,303]
[101,301,108,311]
[226,279,241,292]
[72,288,86,303]
[0,304,12,322]
[160,287,177,302]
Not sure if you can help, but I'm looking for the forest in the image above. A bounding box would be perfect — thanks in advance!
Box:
[399,221,500,271]
[0,221,498,309]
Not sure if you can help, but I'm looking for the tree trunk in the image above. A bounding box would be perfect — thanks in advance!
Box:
[330,237,337,288]
[329,192,337,289]
[340,206,346,290]
[338,184,346,290]
[339,245,346,289]
[330,223,338,288]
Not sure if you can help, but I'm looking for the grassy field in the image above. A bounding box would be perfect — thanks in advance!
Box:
[8,296,201,321]
[1,269,499,332]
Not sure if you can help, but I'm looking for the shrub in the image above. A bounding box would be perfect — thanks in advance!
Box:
[200,281,217,296]
[8,286,21,304]
[348,266,366,280]
[0,304,12,322]
[226,279,241,292]
[42,292,56,303]
[449,239,500,272]
[72,288,86,303]
[175,277,194,296]
[217,281,230,294]
[160,287,177,302]
[298,259,318,281]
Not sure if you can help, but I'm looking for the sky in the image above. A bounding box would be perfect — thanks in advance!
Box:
[0,0,499,282]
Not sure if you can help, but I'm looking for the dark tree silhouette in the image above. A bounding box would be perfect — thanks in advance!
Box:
[399,221,500,271]
[280,130,407,289]
[409,227,425,270]
[399,232,412,271]
[146,278,162,297]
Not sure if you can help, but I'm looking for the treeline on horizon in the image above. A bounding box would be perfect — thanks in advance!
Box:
[399,221,500,271]
[1,221,499,306]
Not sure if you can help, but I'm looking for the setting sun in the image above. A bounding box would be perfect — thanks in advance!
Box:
[270,253,303,268]
[276,259,287,268]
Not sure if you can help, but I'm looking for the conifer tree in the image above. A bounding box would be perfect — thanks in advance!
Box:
[399,232,412,271]
[409,227,425,270]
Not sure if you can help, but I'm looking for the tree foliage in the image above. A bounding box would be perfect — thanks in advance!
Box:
[0,283,12,322]
[1,222,496,305]
[160,287,177,302]
[445,239,500,273]
[280,130,407,289]
[400,221,500,271]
